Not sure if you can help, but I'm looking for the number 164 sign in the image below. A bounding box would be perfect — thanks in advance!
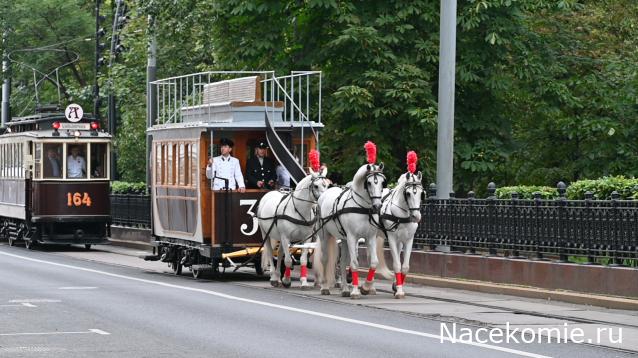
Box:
[67,192,92,207]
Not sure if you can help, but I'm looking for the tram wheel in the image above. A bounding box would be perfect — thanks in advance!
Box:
[25,239,36,250]
[171,261,182,275]
[254,259,264,276]
[85,244,92,251]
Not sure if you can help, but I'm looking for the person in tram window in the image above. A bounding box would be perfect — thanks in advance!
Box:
[246,141,277,190]
[44,148,61,178]
[67,145,86,178]
[205,138,246,192]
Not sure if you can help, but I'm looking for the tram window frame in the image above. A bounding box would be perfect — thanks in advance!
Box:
[89,143,108,179]
[34,143,42,179]
[32,141,110,180]
[190,142,197,186]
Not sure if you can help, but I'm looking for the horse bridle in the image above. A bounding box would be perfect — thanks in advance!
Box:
[401,181,424,212]
[353,169,386,206]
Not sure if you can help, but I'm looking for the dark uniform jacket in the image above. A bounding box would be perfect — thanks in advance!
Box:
[246,156,277,189]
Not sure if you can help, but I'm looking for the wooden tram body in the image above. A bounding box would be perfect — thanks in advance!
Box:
[0,111,111,249]
[147,72,323,277]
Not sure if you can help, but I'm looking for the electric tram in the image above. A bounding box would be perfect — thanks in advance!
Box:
[0,105,111,249]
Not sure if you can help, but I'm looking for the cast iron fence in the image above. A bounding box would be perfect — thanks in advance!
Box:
[415,182,638,266]
[110,183,638,266]
[110,194,151,228]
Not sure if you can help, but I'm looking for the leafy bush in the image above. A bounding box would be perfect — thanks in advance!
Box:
[494,176,638,200]
[566,176,638,200]
[495,186,558,199]
[110,181,147,195]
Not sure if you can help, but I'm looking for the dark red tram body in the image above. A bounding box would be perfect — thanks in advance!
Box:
[1,112,111,249]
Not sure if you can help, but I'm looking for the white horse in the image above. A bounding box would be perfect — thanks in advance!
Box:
[258,167,329,288]
[314,163,391,298]
[378,171,423,298]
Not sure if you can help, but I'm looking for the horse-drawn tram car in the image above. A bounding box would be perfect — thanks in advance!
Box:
[0,106,111,249]
[145,71,323,278]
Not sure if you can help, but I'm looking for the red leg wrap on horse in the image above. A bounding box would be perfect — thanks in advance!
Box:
[351,271,359,286]
[401,273,407,284]
[395,272,403,286]
[284,267,291,278]
[300,265,308,278]
[366,268,376,282]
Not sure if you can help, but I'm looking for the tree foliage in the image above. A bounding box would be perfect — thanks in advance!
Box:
[4,0,638,188]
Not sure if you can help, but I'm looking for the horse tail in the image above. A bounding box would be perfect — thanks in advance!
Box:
[375,236,392,280]
[261,235,272,273]
[312,234,337,287]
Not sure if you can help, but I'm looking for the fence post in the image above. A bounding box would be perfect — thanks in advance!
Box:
[556,181,568,263]
[532,191,547,261]
[609,191,623,267]
[467,191,477,255]
[510,192,524,258]
[487,182,497,256]
[584,191,596,265]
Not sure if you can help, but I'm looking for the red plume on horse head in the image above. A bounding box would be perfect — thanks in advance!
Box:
[364,141,377,164]
[407,151,417,174]
[308,150,320,172]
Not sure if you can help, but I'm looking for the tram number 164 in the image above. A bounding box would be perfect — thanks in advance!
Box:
[66,192,92,207]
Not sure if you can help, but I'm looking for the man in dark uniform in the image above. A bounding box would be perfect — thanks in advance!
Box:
[246,141,277,189]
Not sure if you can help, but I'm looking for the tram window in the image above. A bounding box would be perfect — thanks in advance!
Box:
[155,143,162,185]
[190,143,197,186]
[90,143,108,179]
[167,144,174,185]
[34,143,42,179]
[43,143,63,179]
[179,143,187,186]
[66,143,87,179]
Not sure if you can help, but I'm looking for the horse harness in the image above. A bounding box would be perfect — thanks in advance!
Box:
[378,180,423,237]
[324,169,386,237]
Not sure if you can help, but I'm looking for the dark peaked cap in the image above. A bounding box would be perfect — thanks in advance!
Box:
[257,141,268,149]
[220,138,234,147]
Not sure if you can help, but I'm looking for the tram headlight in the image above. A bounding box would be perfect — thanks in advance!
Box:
[74,130,81,137]
[90,121,100,130]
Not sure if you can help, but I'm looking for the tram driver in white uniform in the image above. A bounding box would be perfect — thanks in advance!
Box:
[205,138,246,192]
[67,145,86,178]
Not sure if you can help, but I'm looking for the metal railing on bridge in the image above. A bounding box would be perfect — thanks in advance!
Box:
[415,182,638,267]
[110,194,151,228]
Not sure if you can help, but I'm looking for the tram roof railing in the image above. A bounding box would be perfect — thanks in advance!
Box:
[149,70,322,130]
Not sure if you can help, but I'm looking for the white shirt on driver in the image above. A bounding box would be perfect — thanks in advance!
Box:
[206,154,245,190]
[67,155,86,178]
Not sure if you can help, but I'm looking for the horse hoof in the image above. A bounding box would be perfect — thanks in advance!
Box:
[361,287,376,295]
[341,291,350,298]
[300,284,312,291]
[392,282,397,294]
[350,293,361,300]
[395,292,405,299]
[321,289,331,295]
[281,280,291,288]
[270,280,279,287]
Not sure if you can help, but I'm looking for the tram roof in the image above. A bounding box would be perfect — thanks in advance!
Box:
[147,119,323,132]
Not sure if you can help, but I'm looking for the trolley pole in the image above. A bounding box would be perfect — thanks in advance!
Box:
[435,0,457,199]
[146,15,157,192]
[1,30,10,129]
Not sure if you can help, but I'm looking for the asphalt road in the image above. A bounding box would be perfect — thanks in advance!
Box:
[0,245,634,358]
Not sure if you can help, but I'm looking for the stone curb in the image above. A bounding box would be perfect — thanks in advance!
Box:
[358,268,638,311]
